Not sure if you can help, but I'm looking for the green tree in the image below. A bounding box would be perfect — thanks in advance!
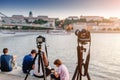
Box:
[33,19,48,24]
[12,26,18,30]
[79,18,86,22]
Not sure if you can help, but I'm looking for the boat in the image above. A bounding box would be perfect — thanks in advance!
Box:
[47,30,70,35]
[1,30,15,34]
[0,30,16,37]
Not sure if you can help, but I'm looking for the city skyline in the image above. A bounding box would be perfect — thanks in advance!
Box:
[0,0,120,19]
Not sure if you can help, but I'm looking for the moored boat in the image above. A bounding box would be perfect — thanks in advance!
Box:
[47,30,70,35]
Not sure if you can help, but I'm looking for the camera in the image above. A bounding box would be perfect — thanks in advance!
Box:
[36,35,45,48]
[51,68,55,74]
[75,29,91,44]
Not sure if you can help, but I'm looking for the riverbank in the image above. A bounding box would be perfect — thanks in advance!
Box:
[0,72,50,80]
[0,67,50,80]
[0,73,49,80]
[1,29,120,33]
[90,30,120,33]
[0,29,48,33]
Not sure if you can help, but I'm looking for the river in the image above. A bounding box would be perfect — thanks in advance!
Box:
[0,32,120,80]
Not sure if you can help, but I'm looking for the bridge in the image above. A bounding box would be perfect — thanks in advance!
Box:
[0,12,55,29]
[2,23,55,29]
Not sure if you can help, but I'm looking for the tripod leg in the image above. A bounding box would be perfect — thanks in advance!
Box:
[40,55,47,80]
[76,72,80,80]
[87,72,91,80]
[24,70,30,80]
[72,66,82,80]
[38,54,41,73]
[80,74,82,80]
[24,53,38,80]
[77,45,83,75]
[72,65,78,80]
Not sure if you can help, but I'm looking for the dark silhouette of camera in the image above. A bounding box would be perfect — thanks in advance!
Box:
[36,35,45,48]
[75,29,91,44]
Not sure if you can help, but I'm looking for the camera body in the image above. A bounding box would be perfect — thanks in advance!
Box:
[75,29,91,44]
[36,35,45,48]
[51,68,55,74]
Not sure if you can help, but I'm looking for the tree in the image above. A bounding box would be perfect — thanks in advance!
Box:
[33,19,48,24]
[2,20,5,23]
[108,28,112,31]
[55,20,61,27]
[101,28,106,31]
[12,26,18,30]
[79,18,86,22]
[25,19,29,23]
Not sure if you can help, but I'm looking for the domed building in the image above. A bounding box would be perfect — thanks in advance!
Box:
[29,11,33,18]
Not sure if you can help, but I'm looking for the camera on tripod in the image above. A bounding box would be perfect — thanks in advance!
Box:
[36,35,46,48]
[75,29,91,44]
[72,29,91,80]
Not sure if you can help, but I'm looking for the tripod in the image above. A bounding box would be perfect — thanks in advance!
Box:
[72,40,91,80]
[24,45,47,80]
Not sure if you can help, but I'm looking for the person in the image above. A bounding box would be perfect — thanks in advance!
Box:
[51,59,70,80]
[0,48,16,72]
[22,49,37,74]
[33,48,50,78]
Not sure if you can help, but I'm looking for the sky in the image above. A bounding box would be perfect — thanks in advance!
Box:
[0,0,120,19]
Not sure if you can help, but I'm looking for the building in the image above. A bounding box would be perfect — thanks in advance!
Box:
[72,22,98,31]
[98,22,113,26]
[66,16,79,20]
[95,22,114,30]
[37,16,49,21]
[12,15,26,23]
[48,18,56,28]
[80,16,104,21]
[109,17,119,21]
[0,20,2,26]
[1,17,12,24]
[25,17,37,23]
[1,15,26,24]
[87,22,97,26]
[1,11,56,28]
[72,22,87,31]
[113,20,120,28]
[29,11,33,18]
[25,11,35,23]
[87,22,98,30]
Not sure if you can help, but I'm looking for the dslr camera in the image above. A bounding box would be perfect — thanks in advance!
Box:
[36,35,45,48]
[75,29,91,44]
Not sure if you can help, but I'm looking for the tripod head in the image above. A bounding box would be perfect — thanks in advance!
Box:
[36,35,45,48]
[75,29,91,45]
[37,44,42,49]
[36,35,46,50]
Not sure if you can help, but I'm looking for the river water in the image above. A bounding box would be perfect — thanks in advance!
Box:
[0,32,120,80]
